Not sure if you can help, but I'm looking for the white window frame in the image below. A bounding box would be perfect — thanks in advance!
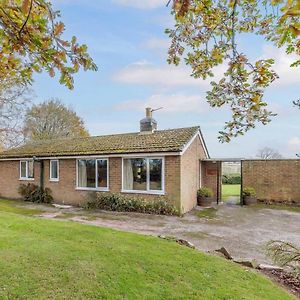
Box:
[49,160,59,182]
[121,157,165,195]
[76,158,109,191]
[19,160,35,181]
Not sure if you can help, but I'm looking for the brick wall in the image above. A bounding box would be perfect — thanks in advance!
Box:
[0,156,182,209]
[201,161,221,202]
[242,159,300,204]
[181,135,207,213]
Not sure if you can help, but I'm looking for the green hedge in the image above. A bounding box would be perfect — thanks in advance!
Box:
[85,192,178,216]
[222,175,241,184]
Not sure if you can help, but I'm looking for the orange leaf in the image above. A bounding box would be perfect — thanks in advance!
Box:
[22,0,31,14]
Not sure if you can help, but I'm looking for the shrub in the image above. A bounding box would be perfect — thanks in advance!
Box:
[197,187,213,198]
[266,240,300,276]
[18,183,53,203]
[242,187,256,197]
[222,175,241,184]
[85,192,178,216]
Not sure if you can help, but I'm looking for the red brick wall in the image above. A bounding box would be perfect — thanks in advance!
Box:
[201,161,221,202]
[242,159,300,204]
[181,135,207,213]
[0,156,182,209]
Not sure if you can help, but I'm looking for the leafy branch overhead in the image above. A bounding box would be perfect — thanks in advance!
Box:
[0,0,97,89]
[166,0,300,142]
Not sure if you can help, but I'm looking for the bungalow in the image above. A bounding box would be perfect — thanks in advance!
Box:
[0,108,209,213]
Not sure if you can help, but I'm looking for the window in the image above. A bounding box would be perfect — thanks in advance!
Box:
[122,157,164,194]
[50,160,59,181]
[20,160,34,180]
[77,159,108,190]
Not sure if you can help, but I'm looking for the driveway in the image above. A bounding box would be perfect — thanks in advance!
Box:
[38,203,300,264]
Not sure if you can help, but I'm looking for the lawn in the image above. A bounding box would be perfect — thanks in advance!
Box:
[222,184,241,199]
[0,200,294,299]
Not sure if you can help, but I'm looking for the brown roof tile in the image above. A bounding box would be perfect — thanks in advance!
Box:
[0,126,201,159]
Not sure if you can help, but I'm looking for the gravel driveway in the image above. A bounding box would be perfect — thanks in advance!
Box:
[39,203,300,264]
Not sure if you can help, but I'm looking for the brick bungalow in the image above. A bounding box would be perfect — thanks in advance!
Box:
[0,108,209,214]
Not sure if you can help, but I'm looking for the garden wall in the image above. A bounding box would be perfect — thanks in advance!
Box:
[242,159,300,205]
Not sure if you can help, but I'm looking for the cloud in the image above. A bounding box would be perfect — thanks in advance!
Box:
[288,137,300,148]
[113,60,225,88]
[261,45,300,87]
[115,93,210,113]
[111,0,165,9]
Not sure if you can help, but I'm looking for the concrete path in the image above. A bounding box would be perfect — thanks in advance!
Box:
[37,203,300,264]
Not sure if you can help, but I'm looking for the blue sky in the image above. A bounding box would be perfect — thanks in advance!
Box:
[31,0,300,158]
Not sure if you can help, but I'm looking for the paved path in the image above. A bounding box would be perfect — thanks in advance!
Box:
[37,203,300,264]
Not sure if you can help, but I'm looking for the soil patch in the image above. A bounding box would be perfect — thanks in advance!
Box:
[261,269,300,298]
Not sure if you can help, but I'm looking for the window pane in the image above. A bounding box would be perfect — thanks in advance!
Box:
[51,161,58,179]
[27,161,34,178]
[149,159,162,191]
[78,160,96,188]
[21,161,27,178]
[97,160,107,188]
[123,158,146,191]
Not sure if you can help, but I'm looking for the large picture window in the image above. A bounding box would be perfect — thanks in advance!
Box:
[123,157,164,194]
[20,160,34,180]
[77,159,108,190]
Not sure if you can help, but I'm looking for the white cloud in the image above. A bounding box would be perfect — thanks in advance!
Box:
[112,0,164,9]
[288,137,300,147]
[113,60,225,88]
[116,93,210,113]
[261,45,300,87]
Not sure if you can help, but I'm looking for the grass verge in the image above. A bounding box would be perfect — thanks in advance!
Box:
[0,199,295,299]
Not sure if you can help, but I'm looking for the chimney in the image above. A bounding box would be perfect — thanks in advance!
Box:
[140,107,157,134]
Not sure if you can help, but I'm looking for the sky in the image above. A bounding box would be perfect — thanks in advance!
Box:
[31,0,300,158]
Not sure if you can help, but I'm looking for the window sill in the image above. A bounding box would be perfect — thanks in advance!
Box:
[121,190,165,196]
[49,179,59,183]
[19,178,35,181]
[75,187,109,192]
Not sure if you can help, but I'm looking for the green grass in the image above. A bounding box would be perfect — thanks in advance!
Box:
[0,199,44,216]
[0,199,294,299]
[196,207,218,219]
[222,184,241,199]
[252,203,300,213]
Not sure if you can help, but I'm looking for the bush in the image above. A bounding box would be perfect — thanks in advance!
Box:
[266,240,300,276]
[222,175,241,184]
[197,187,213,198]
[242,187,256,197]
[85,192,178,216]
[18,183,53,203]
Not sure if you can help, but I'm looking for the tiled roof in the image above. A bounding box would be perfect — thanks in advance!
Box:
[0,126,201,159]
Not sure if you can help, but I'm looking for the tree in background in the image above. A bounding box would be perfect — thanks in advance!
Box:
[256,147,283,159]
[0,78,31,149]
[23,99,89,141]
[167,0,300,142]
[0,0,97,89]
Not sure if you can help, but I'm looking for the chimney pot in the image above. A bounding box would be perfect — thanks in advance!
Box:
[140,107,157,134]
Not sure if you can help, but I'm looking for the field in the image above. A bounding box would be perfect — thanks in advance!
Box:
[0,199,293,299]
[222,184,241,200]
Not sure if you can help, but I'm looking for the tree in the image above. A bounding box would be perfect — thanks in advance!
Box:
[166,0,300,142]
[0,77,31,149]
[256,147,282,159]
[23,99,89,141]
[0,0,97,89]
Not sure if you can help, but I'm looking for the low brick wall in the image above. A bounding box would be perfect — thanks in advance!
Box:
[242,159,300,205]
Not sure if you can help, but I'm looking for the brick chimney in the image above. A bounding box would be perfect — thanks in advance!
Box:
[140,107,157,134]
